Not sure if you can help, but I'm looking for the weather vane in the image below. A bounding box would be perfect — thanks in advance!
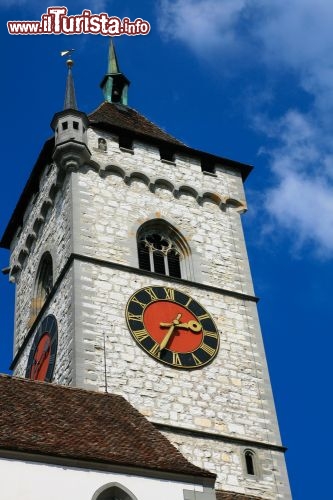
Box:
[60,49,75,68]
[60,49,75,58]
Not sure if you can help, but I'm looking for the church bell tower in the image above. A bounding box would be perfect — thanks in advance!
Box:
[1,41,291,499]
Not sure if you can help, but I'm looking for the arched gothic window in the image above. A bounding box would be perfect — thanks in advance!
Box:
[93,484,136,500]
[30,252,53,324]
[243,449,259,477]
[137,220,191,279]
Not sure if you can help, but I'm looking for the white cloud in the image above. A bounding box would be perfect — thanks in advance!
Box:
[257,111,333,257]
[158,0,333,256]
[158,0,248,56]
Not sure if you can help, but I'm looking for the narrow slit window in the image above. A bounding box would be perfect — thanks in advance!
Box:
[245,450,256,476]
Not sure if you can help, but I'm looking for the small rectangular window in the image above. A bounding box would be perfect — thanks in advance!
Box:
[73,121,79,130]
[62,122,68,130]
[119,135,133,150]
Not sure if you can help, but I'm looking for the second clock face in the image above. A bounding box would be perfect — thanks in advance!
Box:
[25,314,58,382]
[126,286,219,369]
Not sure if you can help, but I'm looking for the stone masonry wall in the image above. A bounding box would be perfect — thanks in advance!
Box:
[66,130,290,498]
[78,129,254,296]
[73,262,287,498]
[13,266,74,386]
[10,166,72,355]
[162,430,289,498]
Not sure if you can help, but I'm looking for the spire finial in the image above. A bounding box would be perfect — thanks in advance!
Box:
[108,39,120,74]
[100,39,130,105]
[61,49,77,110]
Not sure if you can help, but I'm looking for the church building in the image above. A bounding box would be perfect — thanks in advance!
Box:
[0,41,291,499]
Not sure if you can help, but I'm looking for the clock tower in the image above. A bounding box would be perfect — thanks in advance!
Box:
[1,42,291,499]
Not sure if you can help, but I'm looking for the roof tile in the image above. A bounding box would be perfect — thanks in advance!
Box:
[89,102,184,145]
[0,375,214,479]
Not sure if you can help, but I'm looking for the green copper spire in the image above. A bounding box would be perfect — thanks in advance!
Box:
[64,58,77,110]
[108,39,120,74]
[100,39,130,105]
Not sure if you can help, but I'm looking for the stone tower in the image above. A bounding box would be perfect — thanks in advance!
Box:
[0,42,291,499]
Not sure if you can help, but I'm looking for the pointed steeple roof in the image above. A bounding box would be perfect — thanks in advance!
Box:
[107,38,121,74]
[64,58,77,110]
[100,39,130,105]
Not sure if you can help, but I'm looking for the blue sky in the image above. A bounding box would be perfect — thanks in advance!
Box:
[1,1,332,498]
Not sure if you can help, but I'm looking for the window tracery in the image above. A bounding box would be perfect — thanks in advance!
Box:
[138,232,181,278]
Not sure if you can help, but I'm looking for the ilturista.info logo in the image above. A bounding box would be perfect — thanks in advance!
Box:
[7,7,151,36]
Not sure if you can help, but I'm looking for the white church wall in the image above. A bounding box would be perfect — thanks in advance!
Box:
[0,457,206,500]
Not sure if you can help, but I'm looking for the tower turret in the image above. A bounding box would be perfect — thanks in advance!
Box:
[51,55,91,170]
[100,40,130,105]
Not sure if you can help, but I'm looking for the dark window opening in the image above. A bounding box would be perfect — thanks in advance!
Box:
[153,252,166,275]
[245,451,255,475]
[62,121,68,130]
[138,241,150,271]
[160,147,175,162]
[168,249,181,278]
[119,135,133,151]
[73,121,79,130]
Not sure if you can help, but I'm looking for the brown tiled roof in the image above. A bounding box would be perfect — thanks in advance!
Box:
[89,102,184,146]
[0,375,214,480]
[216,490,262,500]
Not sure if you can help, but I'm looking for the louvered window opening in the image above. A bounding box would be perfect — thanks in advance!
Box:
[138,233,181,278]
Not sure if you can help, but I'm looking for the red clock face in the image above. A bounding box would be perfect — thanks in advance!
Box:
[30,332,51,381]
[26,315,58,382]
[143,301,203,353]
[126,286,219,369]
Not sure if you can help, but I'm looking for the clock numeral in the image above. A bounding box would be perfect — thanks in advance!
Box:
[149,342,160,357]
[204,330,218,339]
[128,312,143,322]
[146,287,158,301]
[191,353,202,366]
[197,313,210,321]
[185,297,192,308]
[172,352,182,366]
[132,296,146,309]
[201,343,216,356]
[164,288,175,301]
[134,329,149,342]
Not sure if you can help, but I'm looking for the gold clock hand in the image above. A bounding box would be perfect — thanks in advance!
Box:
[160,321,202,332]
[187,320,202,332]
[159,313,182,351]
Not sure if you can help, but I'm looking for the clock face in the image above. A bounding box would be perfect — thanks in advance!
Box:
[26,314,58,382]
[126,286,219,369]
